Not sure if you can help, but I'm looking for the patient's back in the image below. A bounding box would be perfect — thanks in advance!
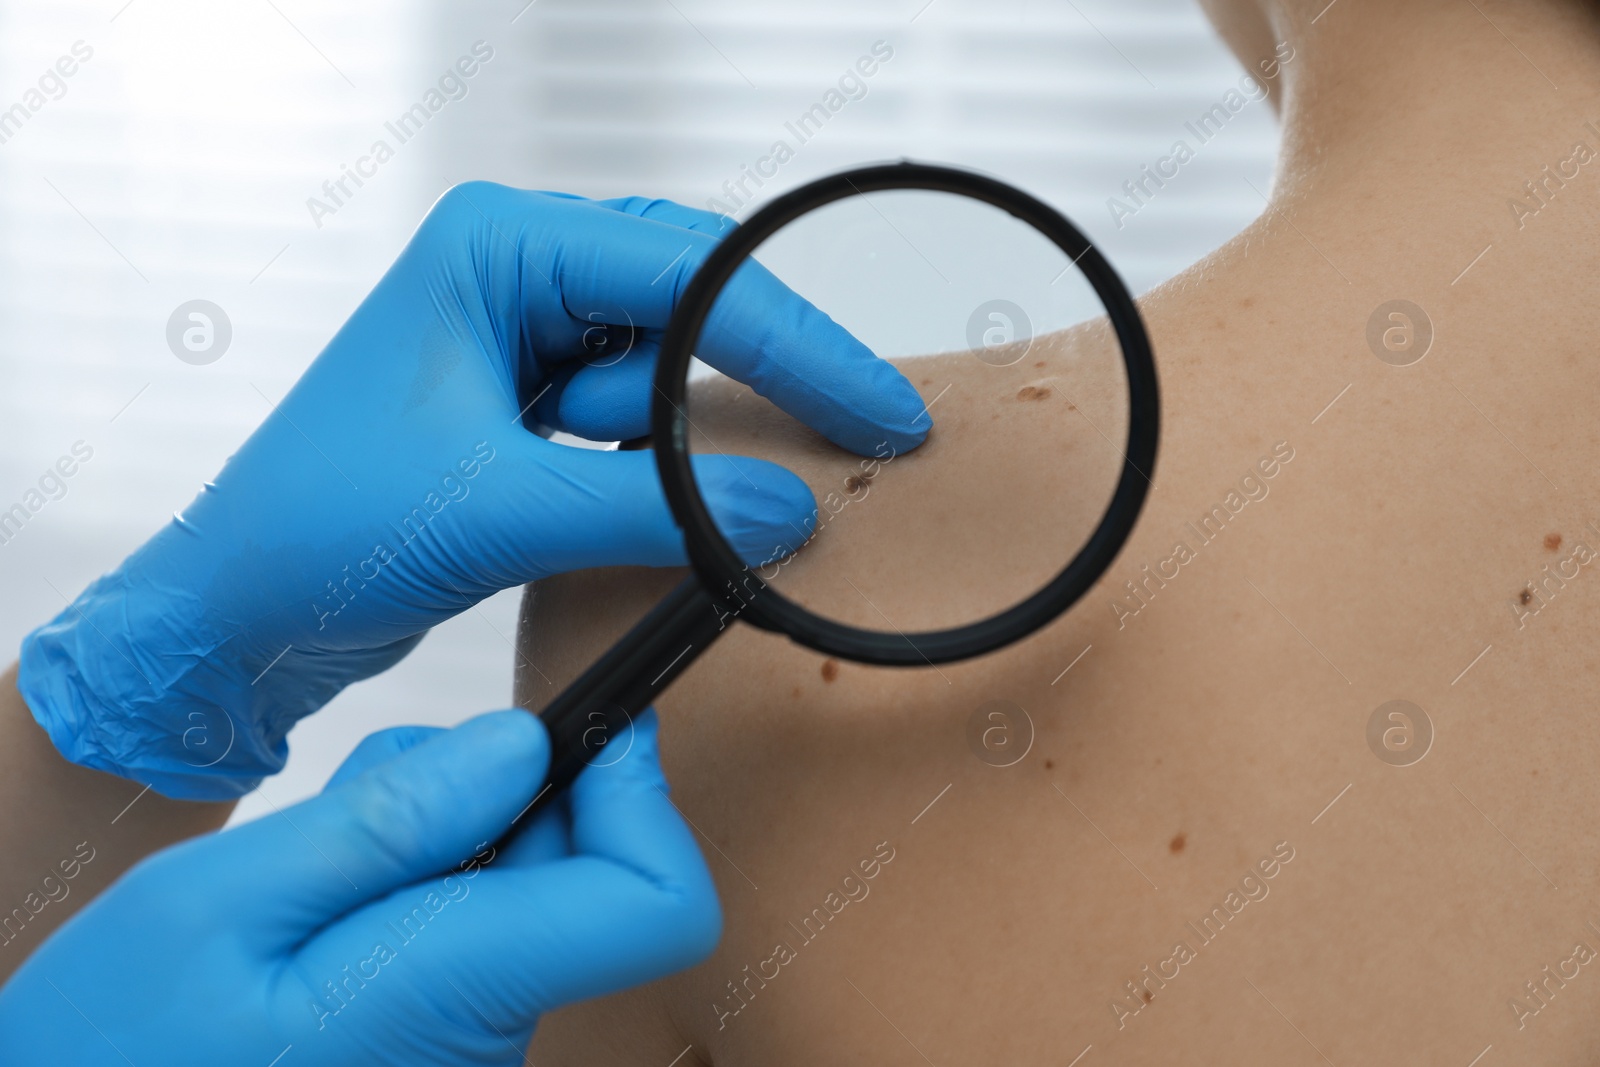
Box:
[518,149,1600,1065]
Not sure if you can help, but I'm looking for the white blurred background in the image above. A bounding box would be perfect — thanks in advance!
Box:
[0,0,1278,821]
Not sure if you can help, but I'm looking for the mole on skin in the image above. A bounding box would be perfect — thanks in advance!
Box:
[1519,587,1534,606]
[820,659,839,682]
[1017,385,1052,402]
[1545,532,1563,551]
[1169,833,1186,854]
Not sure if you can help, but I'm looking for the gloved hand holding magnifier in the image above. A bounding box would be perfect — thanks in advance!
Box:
[0,164,1159,1067]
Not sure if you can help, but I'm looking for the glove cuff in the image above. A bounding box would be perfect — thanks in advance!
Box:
[17,572,283,801]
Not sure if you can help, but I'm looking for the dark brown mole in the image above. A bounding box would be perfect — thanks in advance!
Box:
[1140,989,1154,1004]
[1520,587,1534,605]
[821,659,839,682]
[1044,759,1055,770]
[1545,532,1563,552]
[1169,833,1186,854]
[1017,385,1051,402]
[844,475,865,493]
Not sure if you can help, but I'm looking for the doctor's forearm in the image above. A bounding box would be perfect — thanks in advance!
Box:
[0,663,233,982]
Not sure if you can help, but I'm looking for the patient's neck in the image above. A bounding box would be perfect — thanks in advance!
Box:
[1264,0,1600,209]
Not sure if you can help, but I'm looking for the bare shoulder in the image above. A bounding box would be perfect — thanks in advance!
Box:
[517,234,1600,1065]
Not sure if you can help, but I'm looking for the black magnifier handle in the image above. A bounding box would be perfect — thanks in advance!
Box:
[505,575,733,835]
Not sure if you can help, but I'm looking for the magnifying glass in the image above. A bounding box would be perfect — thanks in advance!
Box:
[515,160,1158,820]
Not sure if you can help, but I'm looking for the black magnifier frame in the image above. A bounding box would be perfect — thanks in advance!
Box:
[511,160,1158,828]
[653,160,1159,664]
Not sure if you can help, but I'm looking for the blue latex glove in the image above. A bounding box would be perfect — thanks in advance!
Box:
[19,184,929,799]
[0,707,720,1065]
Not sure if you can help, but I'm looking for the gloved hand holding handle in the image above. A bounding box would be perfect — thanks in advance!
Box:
[19,184,930,799]
[0,707,715,1065]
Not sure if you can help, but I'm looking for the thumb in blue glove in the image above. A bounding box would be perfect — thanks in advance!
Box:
[0,707,721,1066]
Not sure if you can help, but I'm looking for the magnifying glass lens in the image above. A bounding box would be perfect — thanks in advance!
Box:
[683,188,1131,634]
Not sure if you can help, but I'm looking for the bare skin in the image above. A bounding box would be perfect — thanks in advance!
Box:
[518,1,1600,1064]
[0,666,233,984]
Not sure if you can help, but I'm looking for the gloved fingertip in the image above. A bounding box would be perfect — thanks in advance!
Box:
[557,389,651,443]
[690,455,817,567]
[784,354,932,459]
[461,708,551,769]
[630,705,661,746]
[619,706,663,783]
[327,725,449,790]
[551,345,658,443]
[870,364,935,455]
[527,367,576,432]
[576,706,664,796]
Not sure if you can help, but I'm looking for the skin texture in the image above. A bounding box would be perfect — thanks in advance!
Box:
[0,666,233,985]
[519,1,1600,1064]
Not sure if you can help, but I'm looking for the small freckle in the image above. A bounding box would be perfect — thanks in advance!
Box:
[791,686,801,698]
[1520,587,1534,605]
[1140,989,1153,1003]
[821,659,839,682]
[1545,532,1563,552]
[1241,297,1255,309]
[921,377,933,386]
[1169,833,1186,854]
[1044,759,1055,770]
[1531,768,1540,776]
[1017,385,1051,401]
[1034,360,1046,368]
